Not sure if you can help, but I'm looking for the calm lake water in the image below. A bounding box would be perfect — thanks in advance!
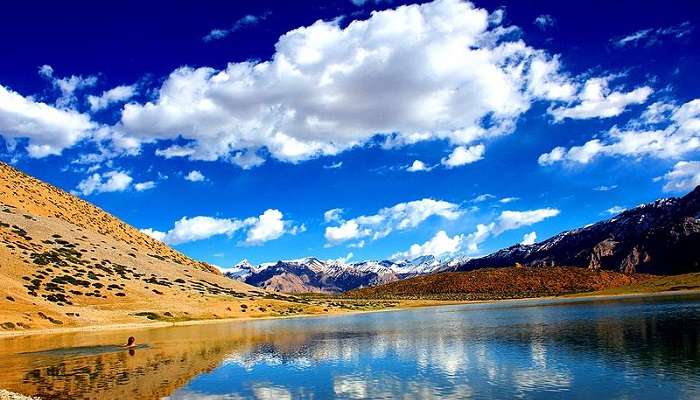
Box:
[1,293,699,399]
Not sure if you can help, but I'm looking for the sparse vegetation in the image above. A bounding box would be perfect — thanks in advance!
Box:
[347,267,654,300]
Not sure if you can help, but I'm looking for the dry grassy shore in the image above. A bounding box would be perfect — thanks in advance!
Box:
[0,389,40,400]
[0,298,463,338]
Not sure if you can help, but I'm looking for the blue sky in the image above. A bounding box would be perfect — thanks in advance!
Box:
[1,0,699,267]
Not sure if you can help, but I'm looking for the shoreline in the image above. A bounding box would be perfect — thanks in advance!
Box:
[2,288,699,339]
[0,299,466,339]
[0,389,38,400]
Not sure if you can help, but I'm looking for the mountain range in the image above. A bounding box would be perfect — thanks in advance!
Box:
[445,186,700,275]
[228,186,700,293]
[224,255,462,293]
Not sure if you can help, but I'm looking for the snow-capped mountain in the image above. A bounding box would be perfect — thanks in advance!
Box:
[224,255,448,294]
[444,186,700,275]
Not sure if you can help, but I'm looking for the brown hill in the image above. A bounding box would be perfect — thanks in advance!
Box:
[0,162,215,274]
[0,162,373,333]
[346,266,654,300]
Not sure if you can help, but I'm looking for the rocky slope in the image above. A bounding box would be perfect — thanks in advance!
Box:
[0,162,358,333]
[445,186,700,275]
[225,256,443,293]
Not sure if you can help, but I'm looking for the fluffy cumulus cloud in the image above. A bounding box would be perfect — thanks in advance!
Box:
[185,170,205,182]
[244,209,304,245]
[406,160,431,172]
[612,22,693,48]
[539,98,700,166]
[114,0,593,167]
[74,171,133,196]
[1,0,642,166]
[464,208,559,253]
[521,231,537,245]
[392,230,464,259]
[141,209,302,245]
[548,77,652,122]
[324,198,463,245]
[88,85,137,112]
[0,84,95,157]
[441,144,485,168]
[658,161,700,192]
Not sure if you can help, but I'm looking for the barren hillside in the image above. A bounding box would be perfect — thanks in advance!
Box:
[347,266,654,300]
[0,162,381,333]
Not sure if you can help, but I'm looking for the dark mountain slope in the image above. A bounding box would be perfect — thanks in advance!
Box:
[447,186,700,275]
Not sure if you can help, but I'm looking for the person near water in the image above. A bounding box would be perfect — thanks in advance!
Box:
[124,336,136,348]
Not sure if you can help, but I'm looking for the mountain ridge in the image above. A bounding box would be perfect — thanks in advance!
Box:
[225,255,445,293]
[444,186,700,275]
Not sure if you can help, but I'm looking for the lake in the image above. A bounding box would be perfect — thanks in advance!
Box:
[1,293,699,399]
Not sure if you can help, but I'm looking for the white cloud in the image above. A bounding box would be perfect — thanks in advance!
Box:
[243,209,304,245]
[134,181,156,191]
[612,22,693,48]
[606,206,627,215]
[659,161,700,192]
[548,77,652,122]
[144,216,246,245]
[325,220,364,243]
[392,230,464,259]
[244,209,286,245]
[155,145,196,158]
[464,208,559,253]
[142,209,300,245]
[323,161,343,169]
[594,185,618,191]
[499,197,519,203]
[0,84,95,157]
[539,98,700,166]
[203,13,270,42]
[88,85,137,112]
[406,160,432,172]
[471,193,495,202]
[324,208,344,223]
[534,15,555,31]
[521,231,537,245]
[39,64,98,108]
[526,55,576,101]
[325,198,463,245]
[140,228,166,242]
[116,0,587,167]
[75,171,133,196]
[185,170,205,182]
[493,208,560,234]
[441,144,485,168]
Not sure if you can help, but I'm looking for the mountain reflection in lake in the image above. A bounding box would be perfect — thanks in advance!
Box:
[1,293,699,399]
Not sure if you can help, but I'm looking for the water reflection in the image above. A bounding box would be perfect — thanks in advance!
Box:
[0,294,699,399]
